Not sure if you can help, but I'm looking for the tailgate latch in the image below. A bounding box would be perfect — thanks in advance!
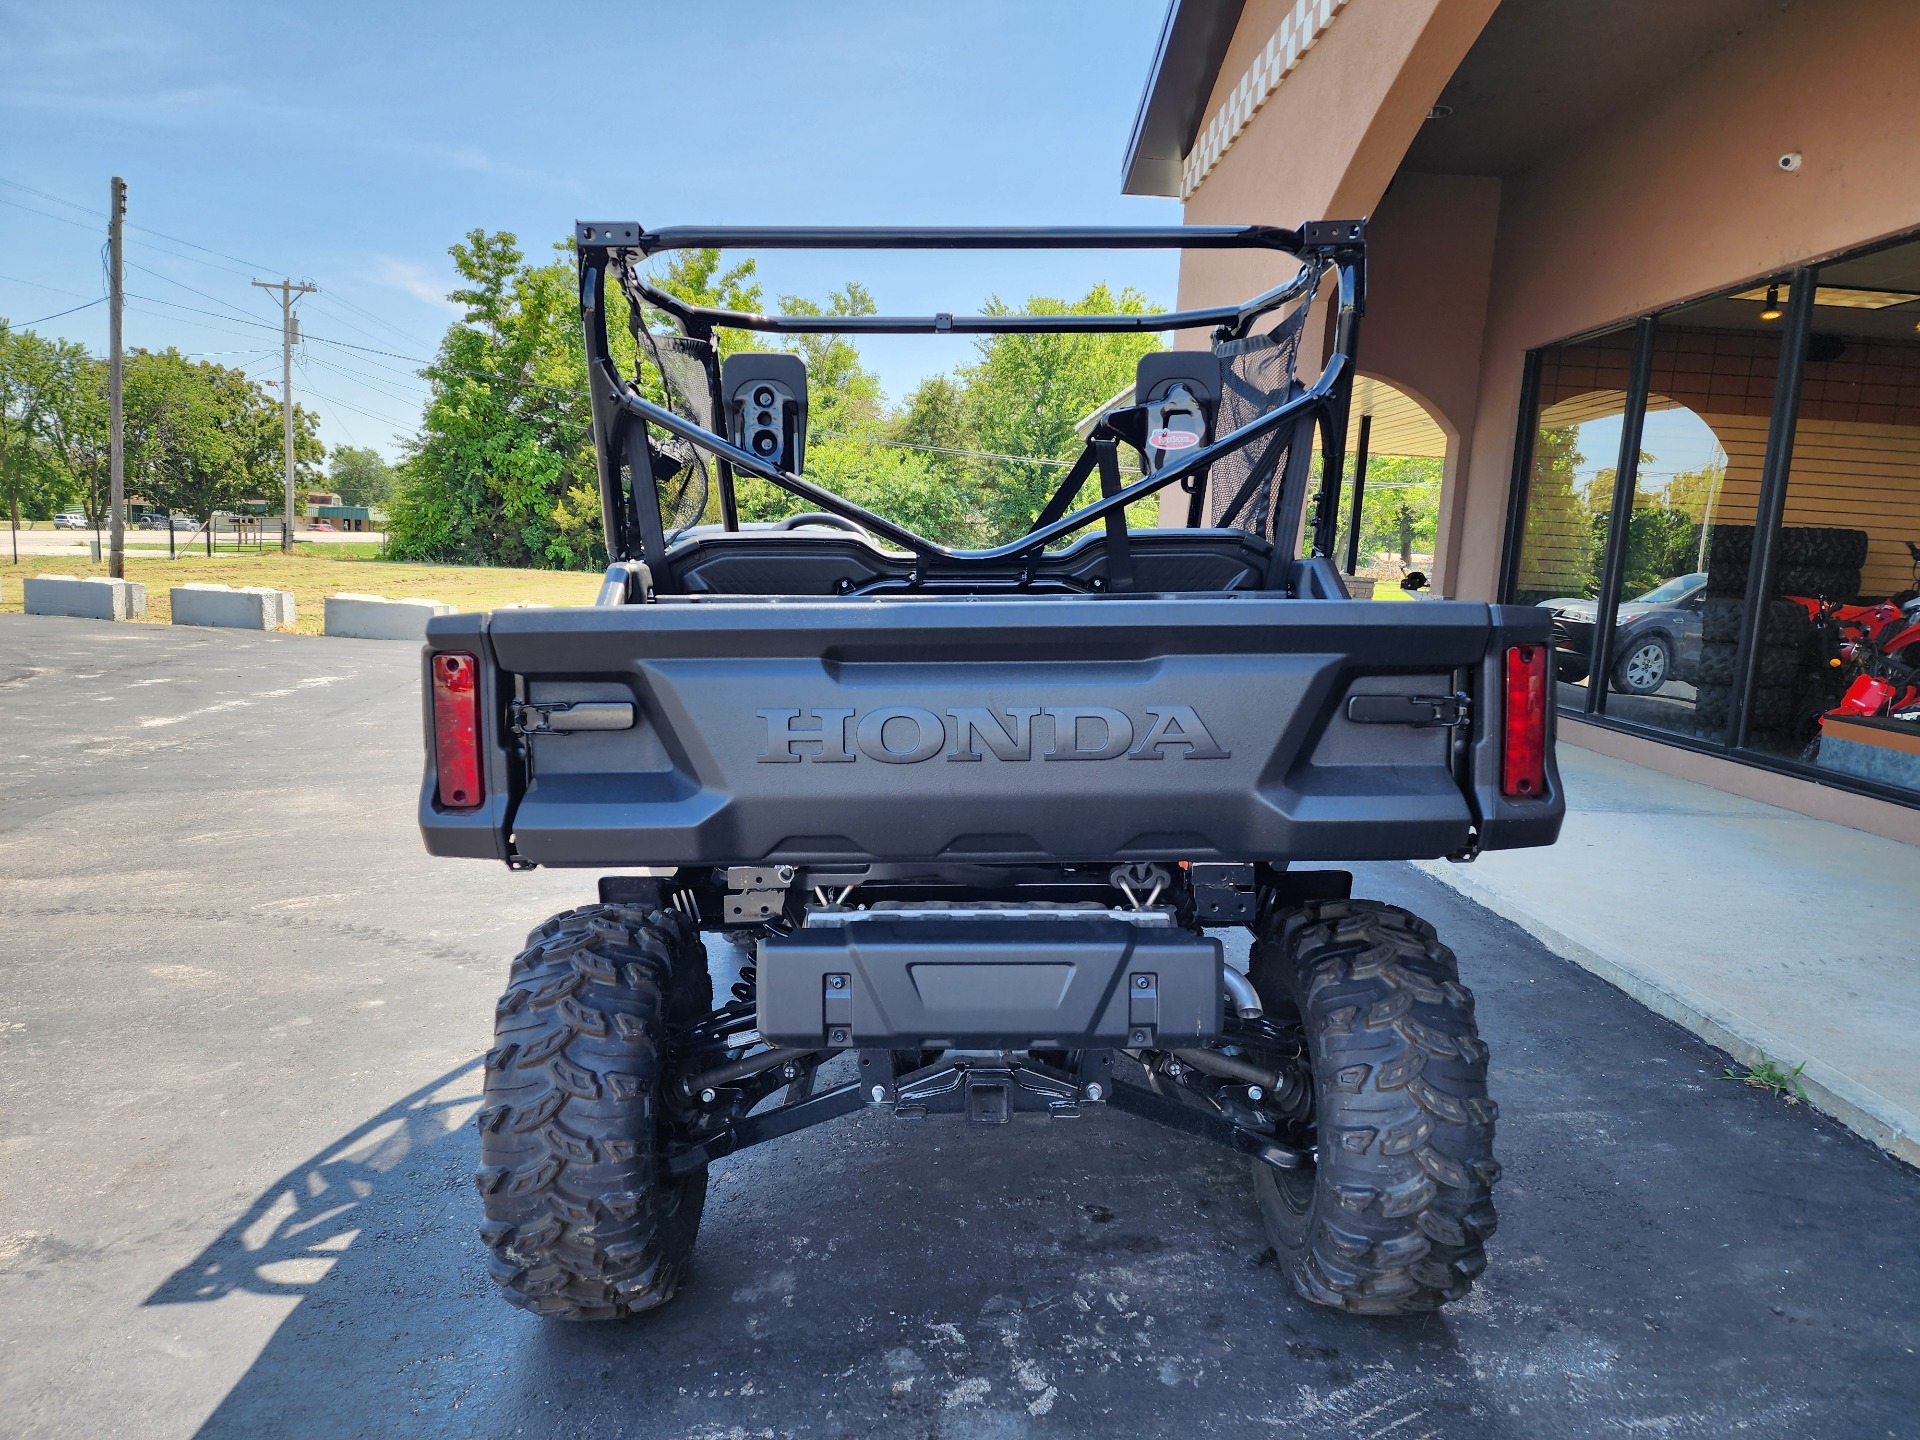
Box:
[1346,692,1471,728]
[509,699,635,736]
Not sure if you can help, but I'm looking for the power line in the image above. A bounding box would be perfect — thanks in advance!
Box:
[307,291,437,350]
[125,259,276,327]
[292,381,418,430]
[0,176,100,217]
[122,291,435,363]
[0,271,101,301]
[814,429,1087,471]
[301,296,423,352]
[302,352,429,406]
[0,177,286,276]
[0,194,103,235]
[20,297,106,326]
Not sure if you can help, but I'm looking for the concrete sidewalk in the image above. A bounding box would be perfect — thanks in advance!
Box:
[1419,742,1920,1167]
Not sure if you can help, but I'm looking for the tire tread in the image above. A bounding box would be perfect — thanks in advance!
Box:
[1249,898,1498,1315]
[478,903,709,1320]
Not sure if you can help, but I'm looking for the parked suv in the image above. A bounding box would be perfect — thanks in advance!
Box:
[52,512,88,530]
[418,219,1564,1322]
[1544,572,1706,694]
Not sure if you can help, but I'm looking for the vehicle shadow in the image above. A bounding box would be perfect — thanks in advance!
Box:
[124,872,1920,1440]
[146,1060,484,1310]
[143,1042,1495,1440]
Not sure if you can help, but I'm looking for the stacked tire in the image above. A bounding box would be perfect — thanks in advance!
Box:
[1693,525,1867,744]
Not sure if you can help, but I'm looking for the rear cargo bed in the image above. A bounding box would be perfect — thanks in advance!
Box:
[420,595,1559,867]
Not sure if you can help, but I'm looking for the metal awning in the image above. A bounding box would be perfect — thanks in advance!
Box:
[1121,0,1245,197]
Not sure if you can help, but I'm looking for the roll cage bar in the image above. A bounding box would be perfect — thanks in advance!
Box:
[573,220,1366,588]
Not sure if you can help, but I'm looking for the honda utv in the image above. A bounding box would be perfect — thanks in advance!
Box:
[418,219,1564,1320]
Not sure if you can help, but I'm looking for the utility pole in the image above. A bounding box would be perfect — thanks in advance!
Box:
[108,177,126,579]
[251,277,317,553]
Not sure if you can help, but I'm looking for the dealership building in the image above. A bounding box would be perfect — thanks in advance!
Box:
[1126,0,1920,841]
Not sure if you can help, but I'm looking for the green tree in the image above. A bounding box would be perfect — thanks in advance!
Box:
[388,236,771,568]
[386,231,602,568]
[387,239,1176,565]
[957,285,1165,542]
[328,445,396,507]
[122,349,315,526]
[892,375,974,486]
[1513,425,1595,603]
[729,282,967,532]
[33,342,110,523]
[1349,454,1444,571]
[2,323,38,533]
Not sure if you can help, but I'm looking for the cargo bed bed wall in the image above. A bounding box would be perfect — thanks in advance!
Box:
[419,599,1561,868]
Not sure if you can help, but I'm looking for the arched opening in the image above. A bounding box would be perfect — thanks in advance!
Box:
[1519,389,1735,607]
[1337,375,1452,598]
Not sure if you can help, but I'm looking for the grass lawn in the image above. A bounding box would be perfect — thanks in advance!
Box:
[0,547,600,634]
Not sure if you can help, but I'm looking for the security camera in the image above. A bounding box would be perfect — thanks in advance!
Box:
[1778,151,1803,173]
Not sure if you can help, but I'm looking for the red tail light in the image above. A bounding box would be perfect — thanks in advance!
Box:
[1502,644,1549,799]
[431,652,484,810]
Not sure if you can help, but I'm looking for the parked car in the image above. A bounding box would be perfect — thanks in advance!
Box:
[53,512,88,530]
[138,513,170,529]
[171,515,200,531]
[1543,572,1707,694]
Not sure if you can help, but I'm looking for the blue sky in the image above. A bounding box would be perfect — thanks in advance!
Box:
[0,0,1179,459]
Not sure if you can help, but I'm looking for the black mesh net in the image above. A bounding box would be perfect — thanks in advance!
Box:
[636,328,716,539]
[1206,306,1306,543]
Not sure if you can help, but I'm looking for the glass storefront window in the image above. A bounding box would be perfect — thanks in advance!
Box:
[1509,328,1633,709]
[1600,296,1783,740]
[1743,242,1920,793]
[1506,237,1920,809]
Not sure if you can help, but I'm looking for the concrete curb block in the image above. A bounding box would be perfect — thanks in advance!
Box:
[23,575,147,621]
[1414,858,1920,1169]
[324,593,454,641]
[170,584,295,631]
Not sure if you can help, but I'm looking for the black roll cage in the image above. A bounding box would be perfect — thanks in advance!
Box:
[573,220,1366,586]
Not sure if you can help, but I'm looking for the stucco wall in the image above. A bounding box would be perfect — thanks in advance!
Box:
[1448,0,1920,600]
[1357,173,1502,510]
[1176,0,1499,322]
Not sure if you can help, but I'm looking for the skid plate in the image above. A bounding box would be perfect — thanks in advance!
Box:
[756,917,1223,1049]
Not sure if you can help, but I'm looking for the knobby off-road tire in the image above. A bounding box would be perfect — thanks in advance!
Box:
[475,904,710,1320]
[1708,525,1869,572]
[1694,640,1805,688]
[1247,899,1499,1315]
[1701,596,1811,647]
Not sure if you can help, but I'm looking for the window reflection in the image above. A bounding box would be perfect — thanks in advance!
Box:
[1745,245,1920,789]
[1510,235,1920,805]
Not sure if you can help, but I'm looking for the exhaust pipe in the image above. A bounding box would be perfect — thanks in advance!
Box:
[1222,966,1262,1019]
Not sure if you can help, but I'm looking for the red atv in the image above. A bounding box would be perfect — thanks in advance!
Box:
[1800,541,1920,750]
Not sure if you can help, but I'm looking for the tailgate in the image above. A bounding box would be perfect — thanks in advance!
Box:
[420,596,1561,866]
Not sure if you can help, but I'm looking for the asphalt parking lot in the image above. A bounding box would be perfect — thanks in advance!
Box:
[3,615,1918,1440]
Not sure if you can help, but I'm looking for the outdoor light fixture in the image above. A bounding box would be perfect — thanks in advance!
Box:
[1736,283,1920,311]
[1759,285,1783,321]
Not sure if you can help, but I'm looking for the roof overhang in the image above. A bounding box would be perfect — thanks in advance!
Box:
[1121,0,1245,197]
